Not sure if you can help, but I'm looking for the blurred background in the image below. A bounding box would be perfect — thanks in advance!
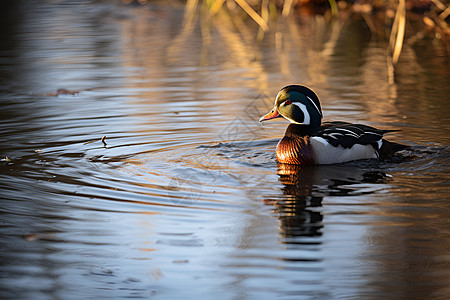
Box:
[0,1,449,299]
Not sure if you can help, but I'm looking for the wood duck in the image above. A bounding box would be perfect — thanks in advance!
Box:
[260,85,408,165]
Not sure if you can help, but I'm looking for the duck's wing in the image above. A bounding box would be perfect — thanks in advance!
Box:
[317,121,390,149]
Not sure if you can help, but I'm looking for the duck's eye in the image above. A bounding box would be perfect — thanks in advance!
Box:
[285,100,291,105]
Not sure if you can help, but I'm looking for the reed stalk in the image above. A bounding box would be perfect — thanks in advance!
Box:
[389,0,406,66]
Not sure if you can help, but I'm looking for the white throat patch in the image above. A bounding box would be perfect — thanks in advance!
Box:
[290,102,310,125]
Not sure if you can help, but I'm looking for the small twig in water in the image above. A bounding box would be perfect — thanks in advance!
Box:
[101,136,107,147]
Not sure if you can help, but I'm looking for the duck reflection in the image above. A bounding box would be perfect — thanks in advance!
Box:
[270,163,389,242]
[274,164,323,240]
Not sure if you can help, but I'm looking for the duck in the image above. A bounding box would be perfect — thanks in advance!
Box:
[259,85,409,165]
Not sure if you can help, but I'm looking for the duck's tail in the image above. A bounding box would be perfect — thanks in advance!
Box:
[380,139,411,158]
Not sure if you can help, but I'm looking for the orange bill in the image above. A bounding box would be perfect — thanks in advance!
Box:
[259,107,281,122]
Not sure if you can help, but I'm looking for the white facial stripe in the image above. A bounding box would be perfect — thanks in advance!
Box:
[291,102,310,125]
[306,96,323,117]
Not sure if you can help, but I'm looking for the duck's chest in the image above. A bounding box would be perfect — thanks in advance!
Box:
[276,135,315,165]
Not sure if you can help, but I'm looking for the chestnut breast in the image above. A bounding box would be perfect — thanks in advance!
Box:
[276,135,315,165]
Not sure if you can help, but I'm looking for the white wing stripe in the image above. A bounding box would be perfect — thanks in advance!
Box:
[363,131,383,136]
[334,128,360,138]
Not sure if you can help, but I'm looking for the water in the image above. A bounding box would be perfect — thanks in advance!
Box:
[1,1,449,299]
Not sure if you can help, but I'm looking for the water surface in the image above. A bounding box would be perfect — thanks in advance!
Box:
[1,1,449,299]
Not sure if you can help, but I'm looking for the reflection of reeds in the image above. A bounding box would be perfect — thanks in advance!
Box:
[177,0,449,70]
[121,0,434,136]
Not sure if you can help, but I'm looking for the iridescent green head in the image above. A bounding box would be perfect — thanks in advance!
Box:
[260,85,323,129]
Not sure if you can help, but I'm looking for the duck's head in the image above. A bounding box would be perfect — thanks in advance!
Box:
[259,85,323,129]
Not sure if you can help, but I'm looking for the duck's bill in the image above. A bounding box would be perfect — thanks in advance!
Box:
[259,107,281,122]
